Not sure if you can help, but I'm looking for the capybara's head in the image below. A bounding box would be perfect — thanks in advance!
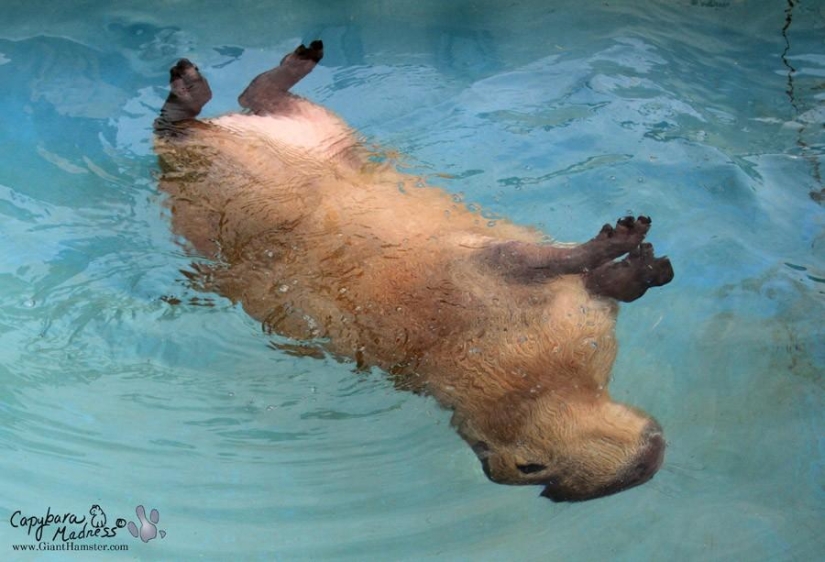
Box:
[458,393,664,502]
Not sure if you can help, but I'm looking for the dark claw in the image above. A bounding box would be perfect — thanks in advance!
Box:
[617,216,635,228]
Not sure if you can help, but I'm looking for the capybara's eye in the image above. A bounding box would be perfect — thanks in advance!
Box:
[516,463,547,474]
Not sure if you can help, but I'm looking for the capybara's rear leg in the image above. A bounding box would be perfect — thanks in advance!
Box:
[584,243,674,302]
[154,59,213,133]
[238,40,324,114]
[483,216,652,282]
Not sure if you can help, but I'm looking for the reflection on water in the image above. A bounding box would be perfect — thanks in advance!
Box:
[0,0,823,560]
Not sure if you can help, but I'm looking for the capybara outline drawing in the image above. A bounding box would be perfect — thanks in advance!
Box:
[152,39,673,502]
[89,504,106,528]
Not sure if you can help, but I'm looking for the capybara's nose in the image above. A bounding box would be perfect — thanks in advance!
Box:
[608,419,665,495]
[541,420,665,502]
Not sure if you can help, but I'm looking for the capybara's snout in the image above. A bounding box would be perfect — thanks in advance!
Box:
[541,420,665,502]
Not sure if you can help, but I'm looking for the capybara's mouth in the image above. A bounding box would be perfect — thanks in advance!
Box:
[471,441,493,479]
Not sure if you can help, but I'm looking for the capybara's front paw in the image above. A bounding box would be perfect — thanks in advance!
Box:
[293,40,324,63]
[584,241,674,302]
[627,242,674,288]
[594,216,651,254]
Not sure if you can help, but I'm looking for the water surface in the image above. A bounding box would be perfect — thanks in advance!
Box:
[0,1,823,560]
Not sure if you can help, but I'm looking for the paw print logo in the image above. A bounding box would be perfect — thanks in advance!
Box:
[127,505,166,543]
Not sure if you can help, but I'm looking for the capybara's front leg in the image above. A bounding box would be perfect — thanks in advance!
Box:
[483,216,652,282]
[584,243,674,302]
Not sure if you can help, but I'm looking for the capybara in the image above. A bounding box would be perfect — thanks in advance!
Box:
[153,40,673,502]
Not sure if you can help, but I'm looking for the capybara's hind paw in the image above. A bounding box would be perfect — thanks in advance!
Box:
[168,59,210,104]
[155,58,213,130]
[239,40,324,114]
[293,40,324,62]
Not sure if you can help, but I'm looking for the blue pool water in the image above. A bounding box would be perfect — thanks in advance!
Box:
[1,0,823,560]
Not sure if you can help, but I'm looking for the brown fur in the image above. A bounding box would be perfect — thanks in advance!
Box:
[154,53,668,502]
